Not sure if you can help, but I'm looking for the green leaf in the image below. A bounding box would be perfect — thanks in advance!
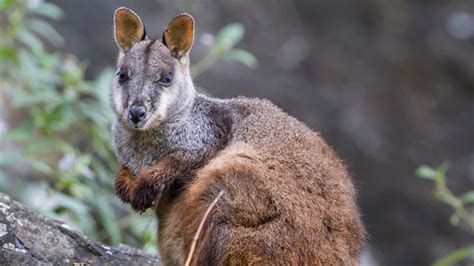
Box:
[40,191,97,238]
[433,245,474,266]
[416,165,437,180]
[57,176,78,190]
[16,29,44,51]
[436,162,450,176]
[0,46,17,61]
[17,49,41,77]
[92,195,121,244]
[49,191,89,214]
[25,138,73,156]
[30,160,55,176]
[215,23,245,51]
[449,214,460,227]
[31,2,64,20]
[11,89,58,107]
[93,67,115,101]
[26,19,64,47]
[462,191,474,203]
[69,183,93,200]
[224,49,257,68]
[0,0,13,11]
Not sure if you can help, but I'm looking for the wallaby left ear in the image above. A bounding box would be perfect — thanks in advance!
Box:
[114,7,146,51]
[163,14,194,59]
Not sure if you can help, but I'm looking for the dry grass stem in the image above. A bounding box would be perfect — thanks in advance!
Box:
[184,190,224,266]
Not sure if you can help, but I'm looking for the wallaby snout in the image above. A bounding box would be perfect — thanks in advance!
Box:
[128,105,146,124]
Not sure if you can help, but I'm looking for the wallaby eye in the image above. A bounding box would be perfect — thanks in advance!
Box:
[159,73,173,87]
[116,67,129,83]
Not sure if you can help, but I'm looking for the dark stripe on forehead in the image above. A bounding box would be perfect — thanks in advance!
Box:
[122,83,130,106]
[143,39,157,66]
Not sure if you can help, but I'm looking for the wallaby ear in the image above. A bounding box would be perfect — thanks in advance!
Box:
[163,14,194,59]
[114,7,146,51]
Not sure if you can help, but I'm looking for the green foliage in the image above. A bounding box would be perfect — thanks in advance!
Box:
[432,245,474,266]
[191,23,257,77]
[0,0,256,254]
[416,164,474,266]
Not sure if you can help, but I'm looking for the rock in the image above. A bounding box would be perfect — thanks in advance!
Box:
[0,193,161,265]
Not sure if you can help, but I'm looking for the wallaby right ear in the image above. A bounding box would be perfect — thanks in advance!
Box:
[114,7,146,51]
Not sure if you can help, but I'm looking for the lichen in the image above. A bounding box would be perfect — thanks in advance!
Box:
[0,222,7,237]
[2,242,27,254]
[0,202,11,214]
[6,213,18,224]
[60,223,71,230]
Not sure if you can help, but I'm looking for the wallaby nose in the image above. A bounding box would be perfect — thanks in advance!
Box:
[128,105,146,123]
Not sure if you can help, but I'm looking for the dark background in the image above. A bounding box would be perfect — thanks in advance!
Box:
[50,0,474,265]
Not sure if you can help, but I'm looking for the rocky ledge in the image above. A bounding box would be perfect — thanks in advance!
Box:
[0,193,160,265]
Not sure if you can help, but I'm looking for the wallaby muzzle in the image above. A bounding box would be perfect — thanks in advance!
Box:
[128,105,146,124]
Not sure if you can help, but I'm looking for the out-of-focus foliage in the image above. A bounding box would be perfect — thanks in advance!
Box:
[0,0,255,253]
[0,0,157,252]
[191,23,257,77]
[416,164,474,266]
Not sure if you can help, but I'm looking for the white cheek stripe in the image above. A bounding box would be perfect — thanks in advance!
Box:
[158,90,173,118]
[144,88,176,129]
[113,87,124,116]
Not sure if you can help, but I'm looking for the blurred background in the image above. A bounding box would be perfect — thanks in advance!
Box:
[1,0,473,265]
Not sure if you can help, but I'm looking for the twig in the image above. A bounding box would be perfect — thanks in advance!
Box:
[184,190,224,266]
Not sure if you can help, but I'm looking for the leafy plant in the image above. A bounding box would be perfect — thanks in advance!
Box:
[191,23,257,77]
[416,164,474,266]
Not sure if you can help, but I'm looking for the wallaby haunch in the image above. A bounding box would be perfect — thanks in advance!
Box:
[111,7,365,265]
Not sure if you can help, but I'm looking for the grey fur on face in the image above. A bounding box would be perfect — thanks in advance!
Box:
[110,39,195,131]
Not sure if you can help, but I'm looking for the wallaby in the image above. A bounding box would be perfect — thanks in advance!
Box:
[111,7,365,265]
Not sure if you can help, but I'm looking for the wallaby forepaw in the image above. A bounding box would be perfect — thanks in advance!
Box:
[130,179,160,212]
[114,166,134,203]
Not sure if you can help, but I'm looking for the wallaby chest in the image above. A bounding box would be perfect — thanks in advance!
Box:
[112,123,169,175]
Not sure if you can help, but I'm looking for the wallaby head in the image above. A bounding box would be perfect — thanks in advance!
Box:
[111,7,195,130]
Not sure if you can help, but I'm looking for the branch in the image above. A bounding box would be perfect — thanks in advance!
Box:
[184,190,224,266]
